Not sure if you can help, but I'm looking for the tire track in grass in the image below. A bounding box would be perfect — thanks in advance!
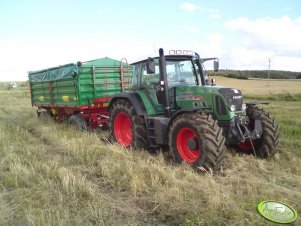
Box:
[24,123,161,224]
[0,113,150,225]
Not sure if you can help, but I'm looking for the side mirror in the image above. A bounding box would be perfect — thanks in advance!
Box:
[211,78,216,86]
[214,59,219,72]
[146,57,156,74]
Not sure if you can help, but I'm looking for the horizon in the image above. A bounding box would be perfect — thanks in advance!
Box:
[1,68,299,82]
[1,0,301,81]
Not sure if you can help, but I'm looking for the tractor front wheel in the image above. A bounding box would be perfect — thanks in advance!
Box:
[169,112,226,171]
[109,99,147,149]
[237,107,280,158]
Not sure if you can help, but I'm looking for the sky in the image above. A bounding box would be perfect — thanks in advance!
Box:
[0,0,301,81]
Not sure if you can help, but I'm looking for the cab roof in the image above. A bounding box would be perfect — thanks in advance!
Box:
[131,54,196,65]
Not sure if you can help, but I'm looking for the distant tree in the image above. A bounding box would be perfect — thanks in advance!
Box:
[207,69,298,79]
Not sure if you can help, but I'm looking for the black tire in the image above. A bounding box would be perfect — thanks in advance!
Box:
[68,115,87,131]
[237,107,280,158]
[38,110,52,121]
[109,99,147,149]
[169,112,226,171]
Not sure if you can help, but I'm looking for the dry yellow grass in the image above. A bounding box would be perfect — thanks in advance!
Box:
[0,86,300,225]
[212,76,301,95]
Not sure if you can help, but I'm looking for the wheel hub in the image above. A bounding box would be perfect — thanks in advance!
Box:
[176,127,201,163]
[187,137,199,150]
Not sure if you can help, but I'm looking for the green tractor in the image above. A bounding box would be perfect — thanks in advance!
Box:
[108,48,280,171]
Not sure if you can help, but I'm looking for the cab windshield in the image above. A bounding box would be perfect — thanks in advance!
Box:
[166,59,198,86]
[141,59,199,88]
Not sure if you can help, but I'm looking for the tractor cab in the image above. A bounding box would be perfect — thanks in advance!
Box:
[130,50,223,118]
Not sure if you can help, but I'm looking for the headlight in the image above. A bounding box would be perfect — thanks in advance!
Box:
[242,103,246,111]
[230,105,236,111]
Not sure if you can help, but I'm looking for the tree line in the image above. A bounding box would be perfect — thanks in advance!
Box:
[208,70,301,79]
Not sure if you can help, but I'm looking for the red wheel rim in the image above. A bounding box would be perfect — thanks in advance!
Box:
[176,128,200,163]
[238,139,259,151]
[114,112,132,147]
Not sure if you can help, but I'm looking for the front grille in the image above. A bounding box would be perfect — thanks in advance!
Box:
[216,96,227,115]
[218,88,243,111]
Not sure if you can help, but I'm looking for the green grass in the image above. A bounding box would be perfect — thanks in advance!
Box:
[0,89,300,225]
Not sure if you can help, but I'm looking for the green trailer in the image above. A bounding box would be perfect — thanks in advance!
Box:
[29,57,132,128]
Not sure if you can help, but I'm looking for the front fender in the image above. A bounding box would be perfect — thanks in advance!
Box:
[167,108,200,133]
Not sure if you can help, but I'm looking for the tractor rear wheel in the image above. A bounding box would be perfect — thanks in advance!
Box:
[169,112,226,171]
[109,99,147,149]
[68,115,87,131]
[237,107,280,158]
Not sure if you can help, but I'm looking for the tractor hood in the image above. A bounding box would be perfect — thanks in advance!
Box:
[217,87,243,112]
[173,85,244,120]
[174,85,218,110]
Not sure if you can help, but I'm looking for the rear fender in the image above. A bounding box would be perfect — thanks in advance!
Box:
[107,92,146,116]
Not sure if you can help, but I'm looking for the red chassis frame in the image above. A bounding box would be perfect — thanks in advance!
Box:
[34,97,111,129]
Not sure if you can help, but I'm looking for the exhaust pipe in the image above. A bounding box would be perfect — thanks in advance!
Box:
[159,48,171,117]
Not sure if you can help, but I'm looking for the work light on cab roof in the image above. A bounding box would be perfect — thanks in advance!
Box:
[168,49,194,55]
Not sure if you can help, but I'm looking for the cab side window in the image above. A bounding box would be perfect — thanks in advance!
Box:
[131,63,143,90]
[142,64,160,90]
[141,63,161,105]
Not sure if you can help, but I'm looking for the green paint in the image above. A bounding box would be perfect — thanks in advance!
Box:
[174,85,242,120]
[136,91,159,115]
[257,200,298,224]
[30,58,133,106]
[175,86,214,111]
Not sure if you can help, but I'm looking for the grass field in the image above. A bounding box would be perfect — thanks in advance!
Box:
[0,78,300,225]
[212,76,301,96]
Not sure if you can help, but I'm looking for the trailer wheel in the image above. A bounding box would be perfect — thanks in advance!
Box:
[169,112,226,171]
[68,115,87,131]
[38,110,52,121]
[237,107,280,158]
[109,99,147,149]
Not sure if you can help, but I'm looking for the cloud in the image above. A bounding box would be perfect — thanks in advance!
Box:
[180,2,199,12]
[0,36,154,81]
[223,16,301,70]
[186,26,199,33]
[194,33,225,69]
[225,16,301,56]
[179,2,220,19]
[208,9,220,19]
[227,48,273,70]
[226,47,301,71]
